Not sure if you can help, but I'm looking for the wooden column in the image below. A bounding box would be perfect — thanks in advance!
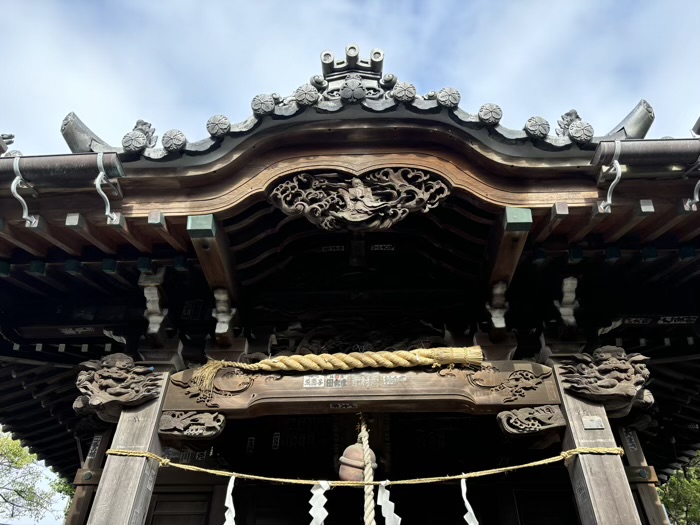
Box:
[618,427,670,525]
[86,374,168,525]
[553,363,642,525]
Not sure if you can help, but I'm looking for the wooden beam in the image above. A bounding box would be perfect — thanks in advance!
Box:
[0,262,47,295]
[86,374,168,525]
[618,428,670,525]
[187,214,237,300]
[533,202,569,243]
[65,260,111,294]
[108,212,151,253]
[569,202,611,244]
[65,213,117,254]
[553,363,642,525]
[26,261,70,292]
[148,211,188,252]
[0,218,47,257]
[639,203,695,244]
[27,216,83,256]
[489,207,532,284]
[604,200,655,244]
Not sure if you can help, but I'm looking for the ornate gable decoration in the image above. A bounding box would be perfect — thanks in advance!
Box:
[558,346,653,417]
[269,168,449,231]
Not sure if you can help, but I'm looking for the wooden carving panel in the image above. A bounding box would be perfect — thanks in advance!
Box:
[164,361,559,417]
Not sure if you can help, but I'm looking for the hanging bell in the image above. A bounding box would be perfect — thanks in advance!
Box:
[339,442,377,481]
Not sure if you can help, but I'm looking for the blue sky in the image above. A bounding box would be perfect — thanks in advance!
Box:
[2,1,700,523]
[4,0,700,157]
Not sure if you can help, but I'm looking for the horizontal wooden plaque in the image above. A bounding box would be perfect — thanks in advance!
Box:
[164,361,560,417]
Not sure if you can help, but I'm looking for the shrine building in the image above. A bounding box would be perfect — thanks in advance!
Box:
[2,44,699,524]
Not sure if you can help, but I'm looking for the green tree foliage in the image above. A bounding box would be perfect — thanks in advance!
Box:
[0,432,72,521]
[660,457,700,525]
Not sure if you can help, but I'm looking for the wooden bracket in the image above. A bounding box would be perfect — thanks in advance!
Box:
[139,267,169,348]
[489,207,532,285]
[187,215,237,297]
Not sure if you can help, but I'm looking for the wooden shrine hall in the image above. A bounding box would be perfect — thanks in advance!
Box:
[3,44,700,524]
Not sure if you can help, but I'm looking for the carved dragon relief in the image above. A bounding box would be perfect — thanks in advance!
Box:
[159,411,225,439]
[73,353,162,423]
[496,405,565,435]
[557,346,653,418]
[268,168,449,231]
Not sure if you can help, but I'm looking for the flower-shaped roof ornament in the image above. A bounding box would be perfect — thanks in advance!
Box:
[340,74,366,103]
[207,115,231,137]
[478,104,503,126]
[437,87,461,108]
[251,94,277,116]
[392,81,416,103]
[525,116,551,139]
[294,84,320,106]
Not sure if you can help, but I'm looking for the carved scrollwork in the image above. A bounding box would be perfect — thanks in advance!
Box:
[269,168,449,231]
[73,353,162,423]
[496,405,565,435]
[469,366,552,403]
[171,369,281,408]
[159,411,225,439]
[558,346,653,417]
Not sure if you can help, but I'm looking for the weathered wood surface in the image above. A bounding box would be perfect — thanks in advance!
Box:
[554,364,642,525]
[165,361,560,417]
[86,374,168,525]
[618,427,670,525]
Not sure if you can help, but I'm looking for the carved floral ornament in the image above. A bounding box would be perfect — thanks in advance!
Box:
[268,168,450,232]
[558,346,653,417]
[159,410,225,439]
[73,353,162,423]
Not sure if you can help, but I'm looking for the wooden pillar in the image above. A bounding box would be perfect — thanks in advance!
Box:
[86,374,168,525]
[489,207,532,285]
[618,427,670,525]
[553,363,642,525]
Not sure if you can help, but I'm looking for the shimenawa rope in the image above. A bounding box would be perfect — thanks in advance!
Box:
[106,446,624,487]
[191,346,483,394]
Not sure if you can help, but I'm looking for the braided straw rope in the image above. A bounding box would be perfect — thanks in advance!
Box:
[191,346,483,394]
[107,446,623,487]
[358,414,376,525]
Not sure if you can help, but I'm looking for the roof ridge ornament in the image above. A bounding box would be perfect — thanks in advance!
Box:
[57,46,656,161]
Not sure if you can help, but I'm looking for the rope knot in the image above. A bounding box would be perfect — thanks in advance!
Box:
[160,458,172,467]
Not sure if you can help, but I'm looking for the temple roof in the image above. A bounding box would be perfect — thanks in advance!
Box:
[50,45,656,168]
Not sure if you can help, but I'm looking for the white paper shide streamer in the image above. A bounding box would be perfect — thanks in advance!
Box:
[224,475,236,525]
[377,480,402,525]
[461,477,479,525]
[309,480,331,524]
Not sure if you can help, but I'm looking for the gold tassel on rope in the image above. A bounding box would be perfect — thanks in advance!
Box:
[191,346,483,395]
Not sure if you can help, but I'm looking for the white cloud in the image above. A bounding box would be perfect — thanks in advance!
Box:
[3,0,700,156]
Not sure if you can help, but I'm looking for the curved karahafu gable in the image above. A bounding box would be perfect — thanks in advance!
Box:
[59,44,655,168]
